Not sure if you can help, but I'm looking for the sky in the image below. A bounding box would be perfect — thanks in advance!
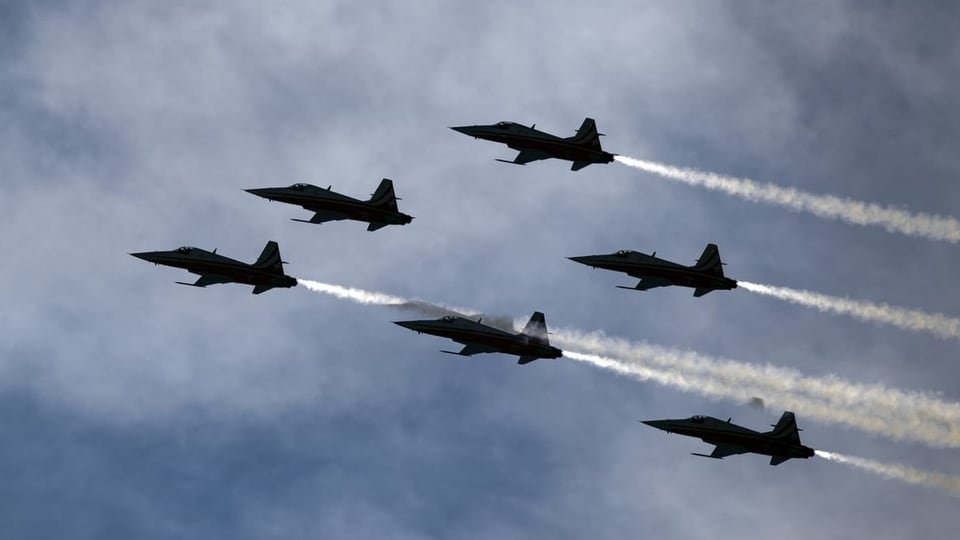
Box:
[3,1,960,538]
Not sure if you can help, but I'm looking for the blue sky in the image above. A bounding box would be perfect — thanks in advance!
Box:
[3,1,960,538]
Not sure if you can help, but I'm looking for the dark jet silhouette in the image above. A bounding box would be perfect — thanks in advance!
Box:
[642,411,816,466]
[450,118,615,171]
[393,311,563,365]
[246,178,413,232]
[130,241,297,294]
[569,243,737,297]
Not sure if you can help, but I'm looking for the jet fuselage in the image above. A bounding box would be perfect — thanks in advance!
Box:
[246,183,413,229]
[394,316,562,361]
[130,247,297,291]
[451,121,614,170]
[643,416,815,462]
[569,250,737,293]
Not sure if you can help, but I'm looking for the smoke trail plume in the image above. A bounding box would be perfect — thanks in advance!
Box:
[557,330,960,449]
[615,156,960,243]
[816,450,960,496]
[297,279,409,306]
[298,279,960,449]
[739,281,960,340]
[296,279,516,331]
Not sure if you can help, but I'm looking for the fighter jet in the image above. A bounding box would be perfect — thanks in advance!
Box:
[642,411,816,466]
[245,178,413,232]
[393,311,563,365]
[130,241,297,294]
[450,118,615,171]
[568,243,737,297]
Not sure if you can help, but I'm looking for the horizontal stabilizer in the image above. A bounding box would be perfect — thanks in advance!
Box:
[367,222,388,232]
[770,455,791,466]
[693,287,714,297]
[252,284,274,295]
[517,356,539,365]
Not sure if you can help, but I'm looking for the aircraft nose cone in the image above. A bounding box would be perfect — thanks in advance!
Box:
[129,251,160,263]
[449,125,479,136]
[245,188,271,198]
[393,321,418,330]
[568,255,599,267]
[641,420,670,430]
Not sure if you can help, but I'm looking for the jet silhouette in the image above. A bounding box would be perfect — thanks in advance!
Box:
[642,411,816,466]
[450,118,615,171]
[393,311,563,365]
[246,178,413,232]
[130,241,297,294]
[569,243,737,297]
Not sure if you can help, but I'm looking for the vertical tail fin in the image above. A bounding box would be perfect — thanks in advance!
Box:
[693,243,725,277]
[368,178,399,212]
[253,241,285,274]
[520,311,549,344]
[767,411,802,444]
[570,117,603,150]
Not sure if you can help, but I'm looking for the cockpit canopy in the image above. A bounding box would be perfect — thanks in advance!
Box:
[176,246,195,254]
[289,183,311,190]
[615,250,631,257]
[689,415,707,423]
[495,121,512,129]
[441,315,457,322]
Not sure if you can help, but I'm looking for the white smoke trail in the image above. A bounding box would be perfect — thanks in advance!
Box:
[297,279,409,305]
[615,156,960,243]
[739,281,960,340]
[297,279,960,448]
[816,450,960,496]
[296,279,515,330]
[556,330,960,449]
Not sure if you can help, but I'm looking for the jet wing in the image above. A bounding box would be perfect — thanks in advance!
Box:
[251,284,276,295]
[617,277,673,291]
[177,274,232,288]
[497,149,553,166]
[692,444,750,460]
[441,343,501,356]
[293,210,349,224]
[571,161,591,171]
[769,455,792,466]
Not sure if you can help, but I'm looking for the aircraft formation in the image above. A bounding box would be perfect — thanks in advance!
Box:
[132,117,815,467]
